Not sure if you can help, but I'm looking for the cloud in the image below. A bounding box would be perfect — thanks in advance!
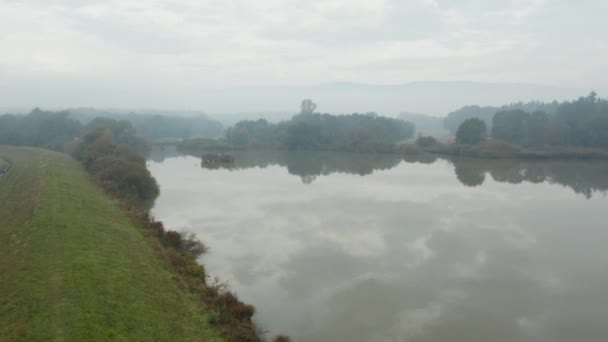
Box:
[485,0,547,23]
[0,0,607,108]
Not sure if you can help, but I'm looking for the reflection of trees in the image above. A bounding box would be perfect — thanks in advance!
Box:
[148,145,183,162]
[451,158,608,198]
[188,148,608,197]
[198,150,409,183]
[535,162,608,198]
[452,158,486,187]
[486,160,525,184]
[285,152,324,180]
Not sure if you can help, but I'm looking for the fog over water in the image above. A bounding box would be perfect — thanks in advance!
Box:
[150,150,608,341]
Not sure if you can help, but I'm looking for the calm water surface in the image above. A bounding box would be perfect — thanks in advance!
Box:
[149,149,608,342]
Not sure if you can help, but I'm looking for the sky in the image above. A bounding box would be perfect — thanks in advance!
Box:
[1,0,607,112]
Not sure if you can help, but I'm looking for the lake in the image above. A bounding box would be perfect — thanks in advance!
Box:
[149,148,608,342]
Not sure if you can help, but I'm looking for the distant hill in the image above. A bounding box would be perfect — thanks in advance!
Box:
[2,81,586,118]
[196,81,585,117]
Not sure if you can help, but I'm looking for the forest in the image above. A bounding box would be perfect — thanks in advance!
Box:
[441,92,608,149]
[443,100,561,134]
[491,92,608,147]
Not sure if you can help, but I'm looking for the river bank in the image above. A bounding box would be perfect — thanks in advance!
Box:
[0,146,287,341]
[0,146,223,341]
[422,140,608,160]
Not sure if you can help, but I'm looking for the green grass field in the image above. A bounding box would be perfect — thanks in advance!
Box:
[0,146,222,341]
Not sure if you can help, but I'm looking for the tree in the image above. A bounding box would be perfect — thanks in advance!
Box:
[492,110,529,144]
[300,99,317,115]
[72,118,158,208]
[444,105,495,134]
[456,118,487,144]
[453,160,486,187]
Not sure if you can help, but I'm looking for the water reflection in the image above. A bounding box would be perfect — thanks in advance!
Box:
[452,158,608,198]
[196,150,407,184]
[148,144,184,162]
[190,148,608,198]
[149,152,608,341]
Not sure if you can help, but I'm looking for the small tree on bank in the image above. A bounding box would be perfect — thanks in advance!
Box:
[456,118,487,144]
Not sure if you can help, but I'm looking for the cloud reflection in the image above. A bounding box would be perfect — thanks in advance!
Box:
[150,153,608,341]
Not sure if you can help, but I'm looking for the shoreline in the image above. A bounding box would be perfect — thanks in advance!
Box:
[174,139,608,162]
[422,142,608,161]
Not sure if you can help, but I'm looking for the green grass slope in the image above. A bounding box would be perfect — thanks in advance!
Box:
[0,146,222,341]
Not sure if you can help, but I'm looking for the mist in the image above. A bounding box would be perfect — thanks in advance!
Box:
[1,0,607,116]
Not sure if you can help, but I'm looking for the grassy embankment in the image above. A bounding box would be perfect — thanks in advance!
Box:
[0,146,222,341]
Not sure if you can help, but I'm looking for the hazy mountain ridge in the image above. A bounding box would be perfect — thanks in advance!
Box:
[1,81,586,119]
[198,81,585,117]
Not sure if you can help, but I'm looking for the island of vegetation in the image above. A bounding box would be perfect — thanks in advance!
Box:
[0,110,288,341]
[178,99,416,155]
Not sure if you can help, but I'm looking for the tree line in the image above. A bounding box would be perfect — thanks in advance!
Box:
[0,108,82,151]
[220,100,416,153]
[450,93,608,149]
[68,109,224,141]
[444,100,561,134]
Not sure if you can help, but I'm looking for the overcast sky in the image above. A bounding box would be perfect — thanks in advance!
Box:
[1,0,607,111]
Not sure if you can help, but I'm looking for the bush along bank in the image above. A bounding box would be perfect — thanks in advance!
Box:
[71,119,288,341]
[136,216,264,341]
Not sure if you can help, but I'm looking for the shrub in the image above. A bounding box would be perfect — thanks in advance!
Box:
[477,140,520,158]
[180,233,209,257]
[138,216,271,342]
[165,248,192,269]
[163,231,183,249]
[72,121,158,209]
[416,136,440,148]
